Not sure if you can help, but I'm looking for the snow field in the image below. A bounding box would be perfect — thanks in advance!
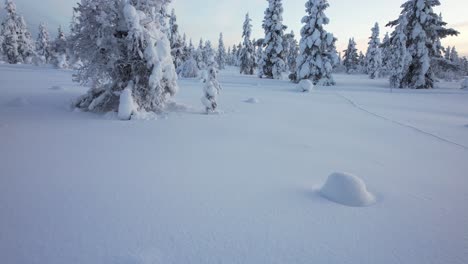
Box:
[1,65,468,264]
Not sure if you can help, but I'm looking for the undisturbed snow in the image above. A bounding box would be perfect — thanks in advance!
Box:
[1,64,468,264]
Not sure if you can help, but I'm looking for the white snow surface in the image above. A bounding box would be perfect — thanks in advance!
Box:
[1,65,468,264]
[320,172,375,207]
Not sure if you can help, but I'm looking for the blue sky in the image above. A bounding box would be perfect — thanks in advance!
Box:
[3,0,467,56]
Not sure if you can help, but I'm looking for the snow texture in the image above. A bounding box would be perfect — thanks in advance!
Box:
[298,79,314,92]
[320,172,375,207]
[461,77,468,89]
[118,85,135,120]
[244,97,259,104]
[1,64,468,264]
[5,96,29,107]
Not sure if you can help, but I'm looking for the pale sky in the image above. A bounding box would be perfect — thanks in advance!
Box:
[3,0,468,56]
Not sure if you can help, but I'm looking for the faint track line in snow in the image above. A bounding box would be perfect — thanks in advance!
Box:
[335,92,468,151]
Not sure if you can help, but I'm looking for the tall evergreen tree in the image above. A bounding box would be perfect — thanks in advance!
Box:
[35,23,51,64]
[216,33,227,70]
[169,8,183,69]
[295,0,338,85]
[285,30,299,74]
[177,39,199,78]
[240,13,256,75]
[1,0,34,64]
[365,22,383,79]
[386,0,459,89]
[51,25,68,68]
[72,0,178,114]
[231,44,238,66]
[195,38,205,69]
[380,32,391,76]
[202,40,215,68]
[258,0,287,79]
[16,15,35,63]
[342,38,359,73]
[201,53,221,113]
[388,15,410,88]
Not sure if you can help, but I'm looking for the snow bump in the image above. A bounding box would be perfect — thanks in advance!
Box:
[320,172,375,207]
[298,79,314,92]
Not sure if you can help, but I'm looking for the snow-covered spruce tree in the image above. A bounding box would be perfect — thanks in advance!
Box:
[169,8,183,69]
[284,30,299,74]
[388,15,410,88]
[365,22,383,79]
[177,39,199,78]
[358,51,366,73]
[216,33,227,70]
[380,32,391,76]
[444,45,451,61]
[295,0,338,85]
[51,26,68,68]
[202,40,215,68]
[72,0,178,115]
[342,38,359,74]
[201,54,221,113]
[255,39,264,69]
[1,0,20,63]
[258,0,287,79]
[386,0,458,89]
[450,46,460,65]
[35,23,52,64]
[235,43,242,66]
[230,44,237,66]
[226,46,232,66]
[195,38,205,69]
[0,0,34,64]
[240,13,256,75]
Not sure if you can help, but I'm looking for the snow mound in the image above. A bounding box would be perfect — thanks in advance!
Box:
[244,98,259,104]
[320,172,375,207]
[6,97,30,107]
[299,80,314,92]
[461,78,468,89]
[118,87,136,120]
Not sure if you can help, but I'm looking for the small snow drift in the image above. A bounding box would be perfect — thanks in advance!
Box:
[118,87,135,120]
[244,98,259,104]
[461,78,468,89]
[299,79,314,92]
[320,172,375,207]
[6,97,30,107]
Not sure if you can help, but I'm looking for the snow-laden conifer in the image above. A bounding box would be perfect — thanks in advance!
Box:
[72,0,178,114]
[169,8,183,69]
[258,0,287,79]
[1,0,34,64]
[216,33,227,70]
[295,0,338,85]
[201,54,221,113]
[177,39,199,78]
[342,38,359,74]
[36,23,51,64]
[239,13,256,75]
[386,0,459,89]
[380,32,391,76]
[388,15,409,88]
[51,26,68,68]
[365,23,383,79]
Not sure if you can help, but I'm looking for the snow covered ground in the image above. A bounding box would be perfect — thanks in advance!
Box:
[1,64,468,264]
